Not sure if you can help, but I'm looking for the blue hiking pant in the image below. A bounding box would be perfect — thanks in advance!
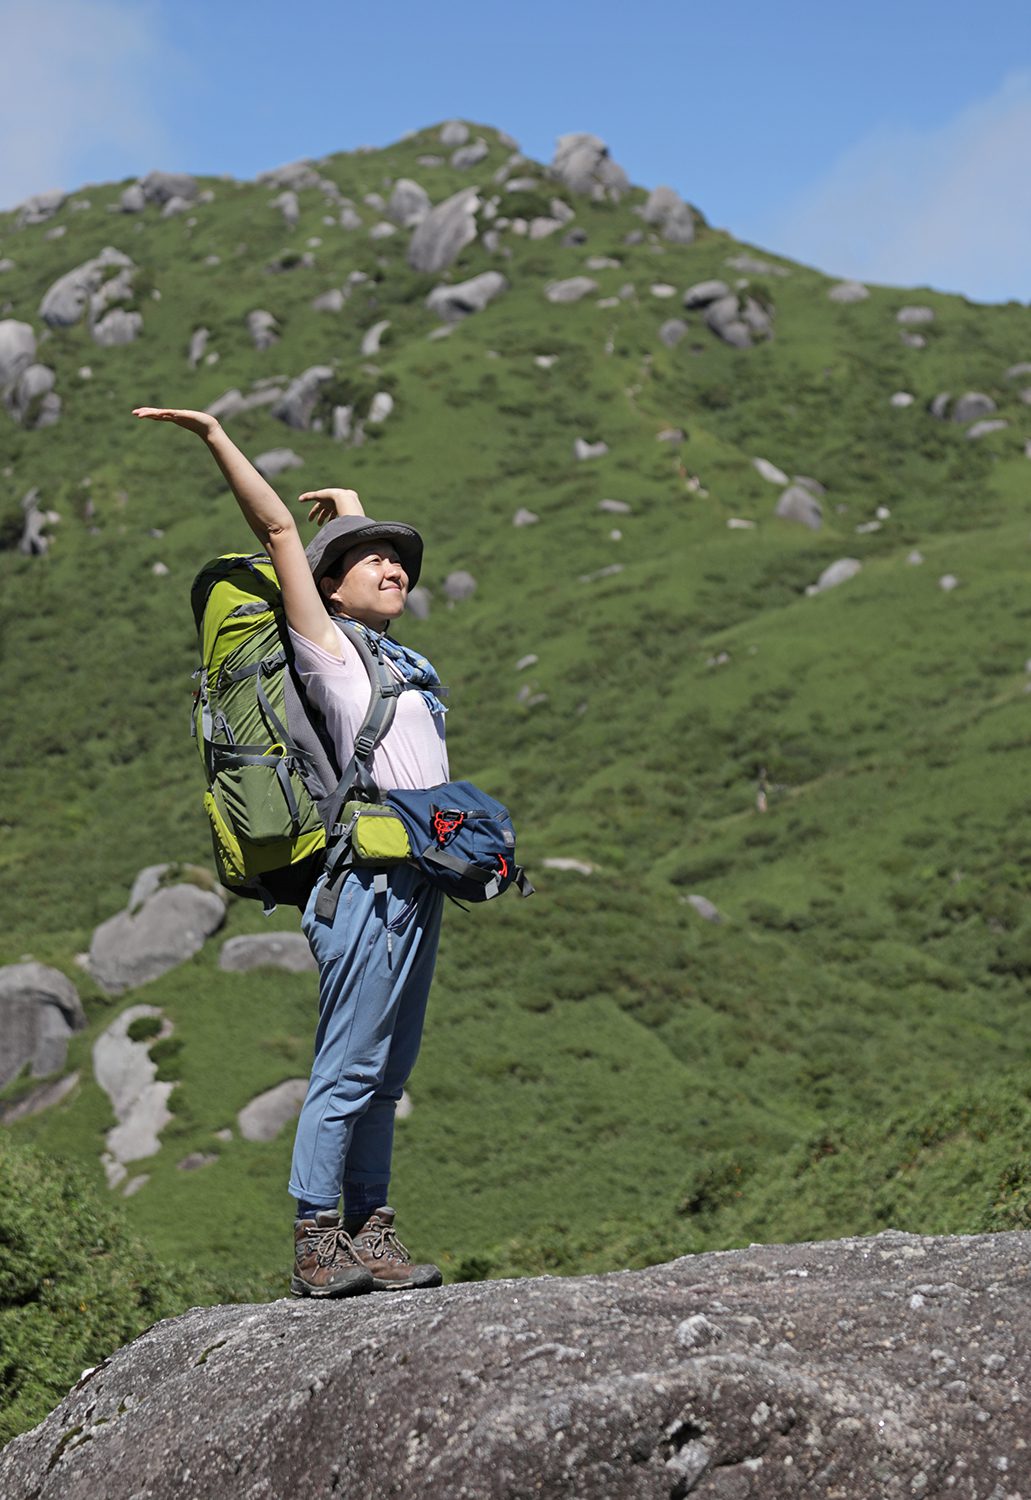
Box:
[288,864,444,1210]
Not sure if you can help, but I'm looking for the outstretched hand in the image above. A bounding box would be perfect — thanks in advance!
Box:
[299,487,366,525]
[132,406,220,439]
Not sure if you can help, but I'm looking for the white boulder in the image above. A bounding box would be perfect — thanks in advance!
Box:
[545,276,598,304]
[551,133,629,200]
[408,187,480,274]
[426,272,508,322]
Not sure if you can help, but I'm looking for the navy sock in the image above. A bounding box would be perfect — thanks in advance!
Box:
[295,1199,338,1222]
[342,1184,389,1226]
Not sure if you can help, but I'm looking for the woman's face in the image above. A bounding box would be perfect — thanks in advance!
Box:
[321,542,409,629]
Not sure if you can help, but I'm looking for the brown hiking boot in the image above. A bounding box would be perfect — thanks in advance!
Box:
[291,1211,376,1298]
[346,1206,442,1291]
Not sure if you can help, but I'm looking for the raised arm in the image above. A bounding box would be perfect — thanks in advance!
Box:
[133,407,341,655]
[300,487,366,526]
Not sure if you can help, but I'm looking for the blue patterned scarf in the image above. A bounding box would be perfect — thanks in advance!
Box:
[341,620,448,718]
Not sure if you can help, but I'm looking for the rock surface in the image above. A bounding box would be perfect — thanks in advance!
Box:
[386,178,430,227]
[38,247,134,329]
[658,318,688,348]
[271,365,334,429]
[551,132,629,200]
[93,1004,173,1177]
[545,275,598,304]
[426,271,508,322]
[5,1229,1031,1497]
[408,187,479,273]
[15,189,65,226]
[828,279,870,303]
[0,1070,80,1123]
[808,557,862,595]
[775,485,823,530]
[752,456,789,485]
[0,961,85,1089]
[246,308,279,351]
[705,293,773,348]
[253,448,304,480]
[951,392,996,425]
[138,170,199,205]
[0,319,37,389]
[442,569,477,603]
[89,881,225,995]
[91,308,142,346]
[219,933,316,973]
[237,1077,308,1142]
[5,362,60,428]
[640,185,694,244]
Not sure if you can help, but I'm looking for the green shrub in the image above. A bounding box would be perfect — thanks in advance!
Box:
[148,1036,185,1082]
[0,1135,226,1444]
[126,1016,162,1043]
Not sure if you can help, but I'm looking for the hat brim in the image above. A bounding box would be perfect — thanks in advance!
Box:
[305,518,423,589]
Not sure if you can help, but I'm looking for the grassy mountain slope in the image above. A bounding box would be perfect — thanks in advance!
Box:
[3,122,1031,1298]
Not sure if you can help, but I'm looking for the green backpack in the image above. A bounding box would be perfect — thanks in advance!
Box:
[189,552,399,910]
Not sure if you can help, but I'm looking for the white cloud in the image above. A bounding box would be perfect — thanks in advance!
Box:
[758,72,1031,305]
[0,0,172,209]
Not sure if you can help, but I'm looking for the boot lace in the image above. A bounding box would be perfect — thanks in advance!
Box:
[363,1222,411,1264]
[307,1224,361,1269]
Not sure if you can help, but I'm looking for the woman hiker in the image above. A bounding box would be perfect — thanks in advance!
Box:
[134,405,446,1297]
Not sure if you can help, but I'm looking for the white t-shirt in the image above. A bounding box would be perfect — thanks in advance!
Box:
[288,624,449,792]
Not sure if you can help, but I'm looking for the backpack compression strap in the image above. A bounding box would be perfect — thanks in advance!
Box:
[313,621,408,924]
[316,620,402,834]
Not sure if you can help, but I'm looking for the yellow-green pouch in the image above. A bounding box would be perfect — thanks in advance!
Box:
[344,802,411,864]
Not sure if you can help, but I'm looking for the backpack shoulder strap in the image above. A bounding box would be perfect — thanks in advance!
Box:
[316,620,402,832]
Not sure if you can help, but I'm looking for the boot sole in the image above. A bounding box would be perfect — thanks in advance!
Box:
[290,1271,375,1298]
[368,1271,443,1291]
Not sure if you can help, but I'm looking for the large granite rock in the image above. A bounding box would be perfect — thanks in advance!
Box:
[407,187,480,273]
[253,448,304,480]
[4,1229,1031,1497]
[206,385,285,422]
[271,365,334,429]
[775,485,823,530]
[426,271,508,322]
[271,189,299,227]
[5,362,60,428]
[705,293,773,349]
[256,160,321,191]
[551,132,629,200]
[91,309,142,347]
[0,962,85,1089]
[684,280,730,309]
[15,189,65,226]
[451,140,489,170]
[386,178,430,227]
[219,933,316,973]
[88,881,225,995]
[0,319,37,388]
[246,308,279,350]
[641,185,694,244]
[137,170,199,205]
[39,248,134,329]
[951,392,996,425]
[236,1077,308,1141]
[93,1004,173,1177]
[545,275,598,304]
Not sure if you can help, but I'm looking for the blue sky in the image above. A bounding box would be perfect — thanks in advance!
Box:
[2,0,1030,302]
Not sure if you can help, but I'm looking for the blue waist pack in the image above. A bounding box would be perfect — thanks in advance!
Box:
[384,780,525,902]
